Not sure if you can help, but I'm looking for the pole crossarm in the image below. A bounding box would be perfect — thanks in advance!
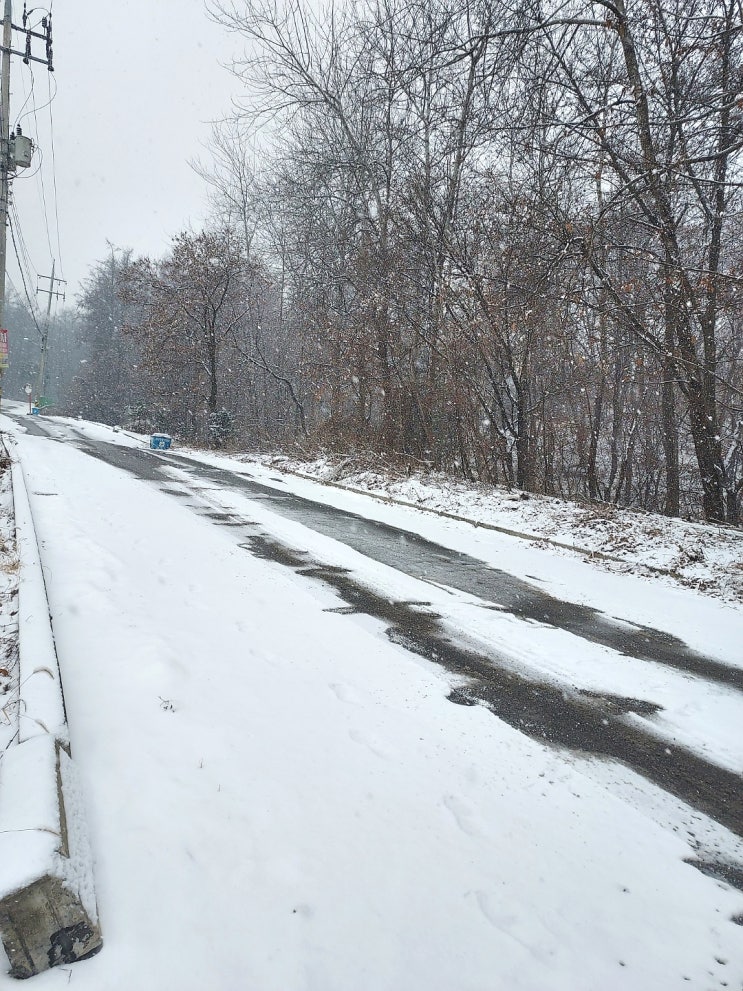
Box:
[0,45,50,66]
[10,22,45,40]
[36,276,66,303]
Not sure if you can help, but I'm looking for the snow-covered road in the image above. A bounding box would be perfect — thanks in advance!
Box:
[1,410,742,990]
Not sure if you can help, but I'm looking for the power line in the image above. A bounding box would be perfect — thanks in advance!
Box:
[9,196,38,289]
[13,60,35,127]
[15,66,56,123]
[8,213,43,338]
[9,210,38,313]
[9,14,62,275]
[6,272,25,304]
[9,198,39,302]
[46,71,62,276]
[28,77,55,262]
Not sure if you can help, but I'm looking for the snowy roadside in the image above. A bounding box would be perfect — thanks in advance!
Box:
[255,451,743,604]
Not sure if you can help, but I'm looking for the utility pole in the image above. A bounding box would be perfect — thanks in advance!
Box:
[0,1,54,406]
[35,259,65,405]
[0,0,12,361]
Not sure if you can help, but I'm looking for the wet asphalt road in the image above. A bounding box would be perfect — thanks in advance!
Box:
[14,419,743,850]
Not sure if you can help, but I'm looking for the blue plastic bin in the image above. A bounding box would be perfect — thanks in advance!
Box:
[150,433,172,450]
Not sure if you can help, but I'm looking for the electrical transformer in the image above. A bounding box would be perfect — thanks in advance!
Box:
[11,133,34,170]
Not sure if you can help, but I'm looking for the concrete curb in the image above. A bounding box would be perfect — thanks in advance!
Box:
[0,436,102,979]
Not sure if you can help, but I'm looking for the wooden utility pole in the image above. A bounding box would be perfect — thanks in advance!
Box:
[0,0,12,352]
[36,258,65,409]
[35,259,65,404]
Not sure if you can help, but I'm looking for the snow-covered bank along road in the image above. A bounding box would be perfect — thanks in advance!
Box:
[1,413,742,989]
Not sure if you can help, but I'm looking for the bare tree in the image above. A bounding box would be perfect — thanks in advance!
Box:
[201,0,743,520]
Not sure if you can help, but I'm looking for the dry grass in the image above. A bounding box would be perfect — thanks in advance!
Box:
[0,555,20,575]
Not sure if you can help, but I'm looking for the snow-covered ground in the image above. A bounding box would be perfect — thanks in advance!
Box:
[0,409,741,990]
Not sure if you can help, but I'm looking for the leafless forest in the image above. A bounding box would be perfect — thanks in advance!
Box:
[14,0,743,523]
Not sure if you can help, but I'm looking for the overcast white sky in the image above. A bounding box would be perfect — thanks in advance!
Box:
[7,0,242,310]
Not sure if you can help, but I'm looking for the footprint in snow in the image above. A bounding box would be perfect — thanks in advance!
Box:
[443,794,482,837]
[348,728,392,760]
[329,682,362,706]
